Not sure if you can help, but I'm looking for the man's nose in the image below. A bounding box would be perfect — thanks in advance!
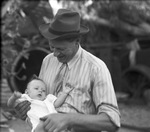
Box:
[53,49,60,57]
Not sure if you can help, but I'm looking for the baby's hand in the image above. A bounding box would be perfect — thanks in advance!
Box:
[13,91,22,99]
[63,85,75,94]
[7,91,22,108]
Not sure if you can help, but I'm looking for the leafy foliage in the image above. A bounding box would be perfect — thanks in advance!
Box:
[1,0,52,78]
[52,0,150,43]
[2,0,150,78]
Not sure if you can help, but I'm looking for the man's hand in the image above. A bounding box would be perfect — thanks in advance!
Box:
[40,113,71,132]
[14,100,31,120]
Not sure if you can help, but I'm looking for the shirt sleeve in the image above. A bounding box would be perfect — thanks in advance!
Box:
[46,94,57,104]
[92,62,121,127]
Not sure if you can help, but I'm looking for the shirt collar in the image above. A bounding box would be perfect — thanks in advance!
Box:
[67,45,82,70]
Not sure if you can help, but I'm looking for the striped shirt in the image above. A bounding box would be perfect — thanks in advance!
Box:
[39,45,120,127]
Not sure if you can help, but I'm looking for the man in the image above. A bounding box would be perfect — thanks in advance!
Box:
[15,9,120,132]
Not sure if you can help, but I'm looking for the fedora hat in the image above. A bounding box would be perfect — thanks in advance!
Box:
[39,9,89,40]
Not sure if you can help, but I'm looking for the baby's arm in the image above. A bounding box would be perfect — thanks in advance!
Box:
[7,91,22,108]
[54,87,74,108]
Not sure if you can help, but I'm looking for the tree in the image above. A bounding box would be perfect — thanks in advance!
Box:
[49,0,150,43]
[1,0,53,78]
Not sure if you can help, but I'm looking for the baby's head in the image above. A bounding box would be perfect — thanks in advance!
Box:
[25,75,47,101]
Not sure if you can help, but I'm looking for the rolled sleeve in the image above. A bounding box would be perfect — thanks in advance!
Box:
[98,104,121,127]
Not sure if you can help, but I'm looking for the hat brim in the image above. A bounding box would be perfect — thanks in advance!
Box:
[39,23,89,40]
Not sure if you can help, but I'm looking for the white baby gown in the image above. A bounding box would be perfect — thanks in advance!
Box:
[19,94,57,132]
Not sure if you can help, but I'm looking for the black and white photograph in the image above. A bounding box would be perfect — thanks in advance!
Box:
[1,0,150,132]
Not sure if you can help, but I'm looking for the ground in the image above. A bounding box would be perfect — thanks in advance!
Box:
[1,78,150,132]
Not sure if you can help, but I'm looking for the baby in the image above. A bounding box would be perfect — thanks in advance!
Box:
[7,75,73,132]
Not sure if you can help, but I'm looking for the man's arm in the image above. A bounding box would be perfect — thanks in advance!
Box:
[40,112,118,132]
[7,91,31,120]
[70,112,118,132]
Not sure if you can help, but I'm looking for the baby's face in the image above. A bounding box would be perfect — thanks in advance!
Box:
[27,80,46,100]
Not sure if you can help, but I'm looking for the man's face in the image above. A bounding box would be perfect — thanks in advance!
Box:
[49,38,78,63]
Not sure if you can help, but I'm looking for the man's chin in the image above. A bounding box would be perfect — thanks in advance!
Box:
[57,57,66,63]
